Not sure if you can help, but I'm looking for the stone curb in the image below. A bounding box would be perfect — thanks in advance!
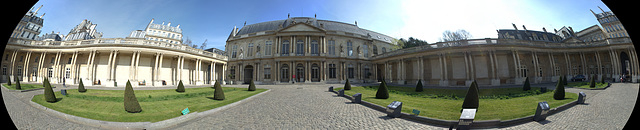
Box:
[567,82,612,90]
[330,89,580,129]
[28,88,271,130]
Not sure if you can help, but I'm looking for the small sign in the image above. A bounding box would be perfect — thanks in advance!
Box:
[412,109,420,115]
[181,108,190,115]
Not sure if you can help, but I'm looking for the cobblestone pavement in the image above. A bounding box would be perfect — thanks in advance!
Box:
[3,83,637,129]
[504,83,638,130]
[2,84,99,129]
[171,84,444,129]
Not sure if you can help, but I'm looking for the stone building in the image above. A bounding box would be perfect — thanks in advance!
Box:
[10,5,44,40]
[2,10,637,87]
[225,17,396,84]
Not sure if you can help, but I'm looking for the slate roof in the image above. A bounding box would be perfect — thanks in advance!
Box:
[233,17,394,43]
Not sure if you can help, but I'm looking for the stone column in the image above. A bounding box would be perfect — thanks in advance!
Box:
[22,51,31,82]
[489,50,500,86]
[306,61,310,83]
[221,63,226,85]
[211,61,215,84]
[135,51,141,84]
[70,51,78,84]
[37,52,46,82]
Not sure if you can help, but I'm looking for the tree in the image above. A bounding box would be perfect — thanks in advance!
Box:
[200,39,208,50]
[397,37,429,49]
[124,80,142,113]
[461,80,479,111]
[554,76,565,100]
[248,80,256,91]
[14,76,21,90]
[391,38,405,50]
[176,80,185,92]
[415,80,424,92]
[376,80,389,99]
[183,36,192,46]
[213,80,225,100]
[78,79,86,92]
[43,78,57,103]
[523,77,531,91]
[344,79,351,90]
[439,29,472,42]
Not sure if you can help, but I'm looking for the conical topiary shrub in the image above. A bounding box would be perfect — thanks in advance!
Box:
[7,75,11,86]
[124,80,142,113]
[461,80,479,111]
[375,80,389,99]
[554,76,565,100]
[563,75,568,85]
[213,80,225,100]
[523,77,531,91]
[415,80,423,92]
[248,80,256,91]
[589,75,596,88]
[15,76,21,90]
[344,79,351,90]
[78,79,86,92]
[176,80,185,92]
[43,78,57,103]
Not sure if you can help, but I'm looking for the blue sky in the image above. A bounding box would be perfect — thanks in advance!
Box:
[30,0,611,51]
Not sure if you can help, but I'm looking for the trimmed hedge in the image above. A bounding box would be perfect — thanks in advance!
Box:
[43,78,57,103]
[213,80,225,100]
[554,76,565,100]
[375,80,389,99]
[344,79,351,90]
[461,80,479,111]
[248,80,256,91]
[15,76,21,90]
[523,77,530,91]
[7,75,11,86]
[78,79,87,92]
[415,80,423,92]
[124,80,142,113]
[589,75,596,88]
[176,80,185,92]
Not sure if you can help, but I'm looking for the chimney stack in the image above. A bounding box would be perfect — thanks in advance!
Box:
[543,27,547,33]
[34,5,43,15]
[512,23,518,30]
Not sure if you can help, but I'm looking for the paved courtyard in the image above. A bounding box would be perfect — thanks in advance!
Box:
[2,83,637,129]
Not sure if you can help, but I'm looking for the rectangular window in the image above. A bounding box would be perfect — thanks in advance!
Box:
[329,64,336,78]
[347,42,353,56]
[34,56,39,63]
[265,41,272,56]
[2,66,6,75]
[328,40,335,56]
[248,43,254,57]
[232,45,238,58]
[363,44,368,57]
[65,68,70,79]
[230,66,236,79]
[68,58,72,64]
[281,40,290,55]
[4,54,8,61]
[311,40,318,56]
[50,57,55,64]
[296,40,304,56]
[264,68,271,79]
[48,68,53,78]
[19,56,23,62]
[348,67,354,78]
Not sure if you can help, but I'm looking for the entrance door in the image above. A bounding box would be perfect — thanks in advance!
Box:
[296,64,304,82]
[311,64,319,82]
[281,64,289,82]
[244,65,253,84]
[620,52,631,82]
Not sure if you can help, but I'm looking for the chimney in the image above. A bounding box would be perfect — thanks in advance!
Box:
[598,6,605,13]
[543,27,547,33]
[568,26,574,33]
[167,22,171,26]
[522,25,527,31]
[554,29,558,33]
[355,21,358,26]
[512,23,518,30]
[40,13,45,18]
[34,5,43,15]
[288,13,290,18]
[176,24,180,28]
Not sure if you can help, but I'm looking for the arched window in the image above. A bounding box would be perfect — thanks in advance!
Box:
[381,47,387,54]
[296,40,304,56]
[347,41,353,56]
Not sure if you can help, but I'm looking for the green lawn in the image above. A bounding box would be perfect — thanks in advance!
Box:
[337,85,577,121]
[565,82,608,89]
[3,83,45,90]
[32,87,267,122]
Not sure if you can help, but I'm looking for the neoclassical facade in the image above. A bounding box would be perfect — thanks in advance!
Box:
[3,11,637,87]
[225,17,396,84]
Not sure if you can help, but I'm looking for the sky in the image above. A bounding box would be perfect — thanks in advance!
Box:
[27,0,611,51]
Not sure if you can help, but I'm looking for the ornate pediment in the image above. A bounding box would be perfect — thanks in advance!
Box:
[278,23,325,33]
